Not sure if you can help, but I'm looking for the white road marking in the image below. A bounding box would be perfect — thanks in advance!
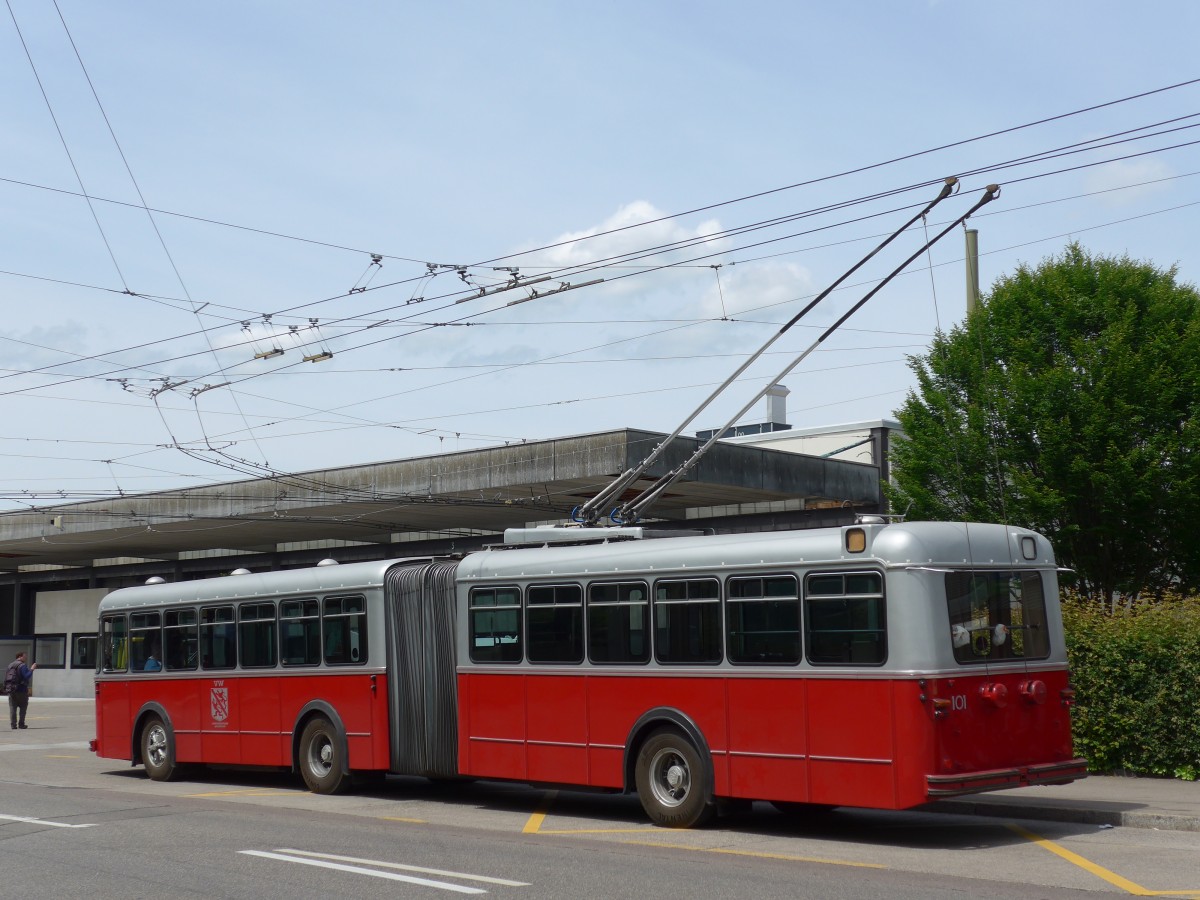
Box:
[0,813,96,828]
[240,850,489,894]
[275,848,530,886]
[0,741,90,753]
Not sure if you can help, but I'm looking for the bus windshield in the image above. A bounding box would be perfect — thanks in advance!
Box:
[945,571,1050,663]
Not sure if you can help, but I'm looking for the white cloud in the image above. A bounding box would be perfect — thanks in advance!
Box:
[528,201,730,274]
[1084,159,1175,205]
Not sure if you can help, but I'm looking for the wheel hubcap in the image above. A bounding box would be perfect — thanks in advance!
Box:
[309,737,332,775]
[147,727,167,767]
[649,748,691,808]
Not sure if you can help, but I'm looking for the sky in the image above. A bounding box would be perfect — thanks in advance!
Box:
[2,1,1198,514]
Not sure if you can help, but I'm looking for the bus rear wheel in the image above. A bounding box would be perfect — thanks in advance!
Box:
[299,717,349,794]
[634,729,713,828]
[141,716,181,782]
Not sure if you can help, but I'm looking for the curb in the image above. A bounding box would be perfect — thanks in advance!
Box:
[923,797,1200,832]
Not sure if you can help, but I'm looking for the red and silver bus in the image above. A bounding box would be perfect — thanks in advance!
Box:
[92,519,1085,827]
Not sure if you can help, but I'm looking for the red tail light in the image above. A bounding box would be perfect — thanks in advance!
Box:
[979,682,1008,708]
[1019,680,1047,704]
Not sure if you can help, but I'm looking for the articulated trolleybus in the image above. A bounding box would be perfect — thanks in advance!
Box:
[93,518,1085,827]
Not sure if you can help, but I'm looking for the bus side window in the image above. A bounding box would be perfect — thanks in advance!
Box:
[200,606,237,670]
[587,582,650,665]
[281,598,320,666]
[129,611,161,673]
[804,572,886,666]
[526,584,583,664]
[164,608,198,671]
[654,578,721,665]
[239,602,277,668]
[727,574,800,664]
[468,587,521,663]
[323,595,368,665]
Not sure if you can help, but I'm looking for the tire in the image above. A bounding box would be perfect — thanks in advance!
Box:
[298,717,349,794]
[141,715,181,782]
[634,728,714,828]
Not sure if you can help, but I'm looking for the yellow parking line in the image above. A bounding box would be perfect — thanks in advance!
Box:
[539,827,662,835]
[522,790,558,834]
[380,816,427,824]
[1006,823,1176,896]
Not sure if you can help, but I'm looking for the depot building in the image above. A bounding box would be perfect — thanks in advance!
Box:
[0,415,898,697]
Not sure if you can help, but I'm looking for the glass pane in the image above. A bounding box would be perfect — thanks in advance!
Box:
[101,616,127,673]
[34,635,66,668]
[946,571,1050,663]
[805,572,886,666]
[201,606,237,669]
[727,599,801,664]
[470,608,521,662]
[323,596,368,665]
[72,634,98,669]
[239,602,277,668]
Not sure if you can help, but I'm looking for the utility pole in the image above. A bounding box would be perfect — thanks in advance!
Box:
[965,227,980,315]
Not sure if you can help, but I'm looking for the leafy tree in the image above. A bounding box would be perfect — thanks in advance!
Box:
[888,243,1200,603]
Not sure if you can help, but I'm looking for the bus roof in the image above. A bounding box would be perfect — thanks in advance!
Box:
[97,556,431,611]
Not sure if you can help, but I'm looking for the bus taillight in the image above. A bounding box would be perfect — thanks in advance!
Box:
[1019,679,1047,704]
[979,682,1008,708]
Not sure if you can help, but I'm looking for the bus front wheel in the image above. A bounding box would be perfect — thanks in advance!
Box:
[299,717,349,794]
[634,729,714,828]
[141,716,180,782]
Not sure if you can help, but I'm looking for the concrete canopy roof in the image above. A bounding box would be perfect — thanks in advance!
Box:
[0,429,882,570]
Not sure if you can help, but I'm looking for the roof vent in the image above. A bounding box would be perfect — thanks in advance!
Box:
[317,558,339,567]
[145,576,166,585]
[230,567,252,576]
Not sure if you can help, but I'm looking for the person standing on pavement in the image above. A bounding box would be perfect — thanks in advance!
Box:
[5,651,37,730]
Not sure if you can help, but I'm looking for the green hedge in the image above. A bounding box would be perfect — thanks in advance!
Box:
[1063,596,1200,780]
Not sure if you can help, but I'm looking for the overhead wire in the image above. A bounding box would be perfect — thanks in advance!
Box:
[3,75,1199,503]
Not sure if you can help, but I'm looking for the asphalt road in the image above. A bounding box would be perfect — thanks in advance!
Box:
[3,700,1199,899]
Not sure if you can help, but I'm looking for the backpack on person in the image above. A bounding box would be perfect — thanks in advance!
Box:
[4,660,24,695]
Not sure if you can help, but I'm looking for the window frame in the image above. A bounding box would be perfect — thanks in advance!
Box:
[586,580,651,666]
[803,570,887,667]
[726,574,802,665]
[652,577,722,665]
[945,570,1051,664]
[163,608,199,672]
[280,597,322,667]
[129,611,162,673]
[322,594,369,666]
[238,601,278,669]
[34,633,67,670]
[525,583,584,665]
[71,632,98,670]
[100,614,128,673]
[468,586,522,664]
[200,605,237,671]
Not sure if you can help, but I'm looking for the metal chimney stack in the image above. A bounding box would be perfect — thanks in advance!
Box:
[765,383,789,428]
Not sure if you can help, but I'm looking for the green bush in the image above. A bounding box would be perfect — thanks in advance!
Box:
[1063,594,1200,780]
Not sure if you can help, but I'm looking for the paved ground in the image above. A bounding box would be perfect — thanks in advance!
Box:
[927,774,1200,832]
[15,698,1200,832]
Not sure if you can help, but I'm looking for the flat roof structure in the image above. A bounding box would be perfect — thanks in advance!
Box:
[0,428,884,604]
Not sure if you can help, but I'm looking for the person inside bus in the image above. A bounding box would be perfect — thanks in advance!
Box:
[143,645,162,671]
